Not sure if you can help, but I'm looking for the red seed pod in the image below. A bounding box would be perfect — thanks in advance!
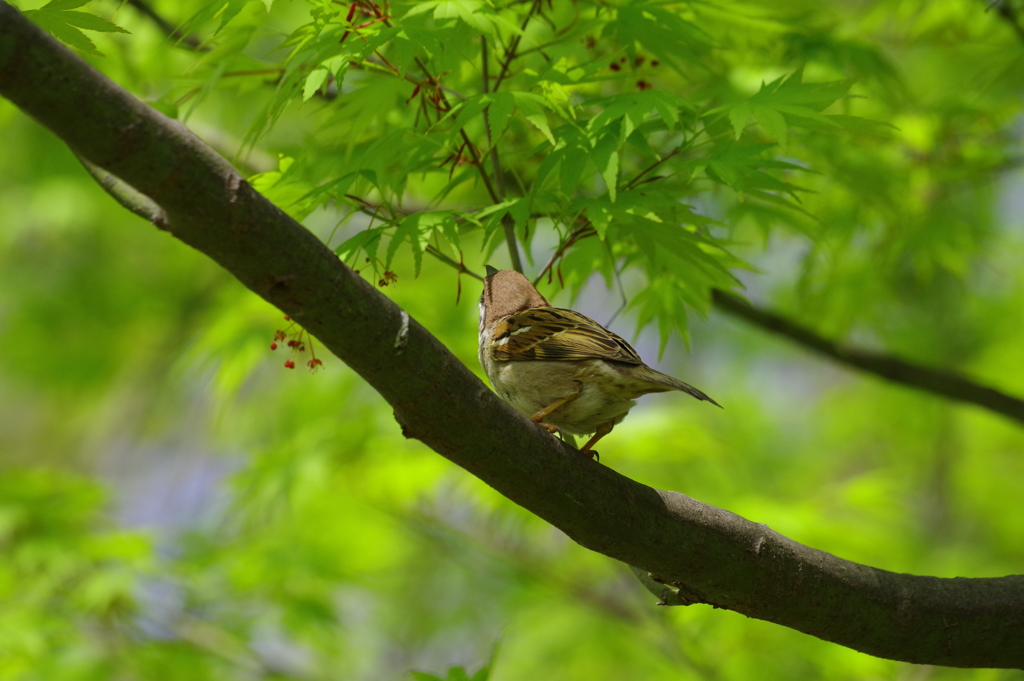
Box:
[270,342,278,350]
[284,360,295,369]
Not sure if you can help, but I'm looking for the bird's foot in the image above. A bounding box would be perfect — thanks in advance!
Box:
[578,421,613,461]
[534,420,560,435]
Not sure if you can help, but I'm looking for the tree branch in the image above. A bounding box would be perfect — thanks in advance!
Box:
[478,36,523,274]
[990,0,1024,44]
[712,290,1024,426]
[480,35,504,198]
[408,52,522,273]
[2,4,1023,668]
[76,154,169,228]
[492,0,542,93]
[125,0,204,50]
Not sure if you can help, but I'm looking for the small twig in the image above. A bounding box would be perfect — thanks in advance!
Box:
[712,289,1024,426]
[420,59,500,200]
[603,252,629,328]
[76,155,169,229]
[499,215,524,274]
[426,244,482,280]
[515,2,582,60]
[533,222,597,286]
[458,134,494,194]
[405,53,523,272]
[621,148,681,192]
[493,0,543,92]
[221,68,284,78]
[478,37,523,273]
[171,615,272,676]
[360,57,467,99]
[341,199,483,282]
[480,36,506,199]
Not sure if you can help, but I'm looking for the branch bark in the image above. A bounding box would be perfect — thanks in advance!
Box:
[1,4,1022,669]
[712,290,1024,426]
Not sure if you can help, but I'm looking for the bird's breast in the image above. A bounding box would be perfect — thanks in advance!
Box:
[482,357,637,435]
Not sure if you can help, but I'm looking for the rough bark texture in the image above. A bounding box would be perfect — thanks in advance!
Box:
[1,3,1022,668]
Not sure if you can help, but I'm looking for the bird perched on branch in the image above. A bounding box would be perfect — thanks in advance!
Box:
[478,266,720,458]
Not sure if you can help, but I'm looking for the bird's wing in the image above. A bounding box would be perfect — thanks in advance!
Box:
[488,307,643,364]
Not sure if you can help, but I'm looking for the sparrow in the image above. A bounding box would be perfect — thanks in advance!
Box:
[478,266,720,458]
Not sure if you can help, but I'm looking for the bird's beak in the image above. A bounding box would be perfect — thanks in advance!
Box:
[485,264,499,277]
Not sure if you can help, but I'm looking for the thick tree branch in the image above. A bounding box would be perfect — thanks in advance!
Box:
[2,4,1023,669]
[712,290,1024,426]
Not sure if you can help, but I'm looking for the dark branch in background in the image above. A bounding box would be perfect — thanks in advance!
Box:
[990,0,1024,43]
[712,289,1024,425]
[125,0,204,50]
[3,4,1024,669]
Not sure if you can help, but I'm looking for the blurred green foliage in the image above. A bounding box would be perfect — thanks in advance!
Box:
[1,0,1024,679]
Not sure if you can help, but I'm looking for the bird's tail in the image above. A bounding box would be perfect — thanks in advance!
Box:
[632,365,722,408]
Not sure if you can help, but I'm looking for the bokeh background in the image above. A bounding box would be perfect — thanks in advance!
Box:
[2,0,1024,679]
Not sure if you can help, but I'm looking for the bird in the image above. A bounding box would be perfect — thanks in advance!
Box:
[478,266,720,458]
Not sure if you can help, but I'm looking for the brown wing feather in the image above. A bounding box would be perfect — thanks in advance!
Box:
[490,308,643,364]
